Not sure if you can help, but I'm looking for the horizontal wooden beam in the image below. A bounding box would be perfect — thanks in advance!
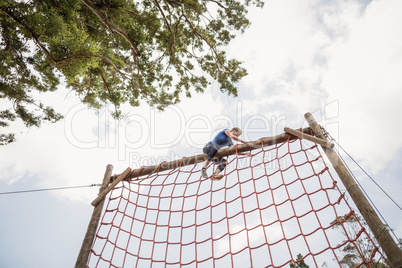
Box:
[284,127,334,149]
[110,127,312,182]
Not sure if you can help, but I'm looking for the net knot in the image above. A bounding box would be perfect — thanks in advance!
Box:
[318,166,329,175]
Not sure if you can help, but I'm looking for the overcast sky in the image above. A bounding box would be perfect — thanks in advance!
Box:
[1,0,402,267]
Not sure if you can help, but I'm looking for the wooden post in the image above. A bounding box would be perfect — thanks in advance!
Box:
[91,167,131,207]
[304,112,402,267]
[75,164,113,268]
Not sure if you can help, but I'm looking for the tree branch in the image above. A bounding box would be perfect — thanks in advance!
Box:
[154,0,176,58]
[1,6,58,64]
[177,3,228,72]
[100,72,120,116]
[154,0,173,34]
[206,0,227,10]
[80,0,140,63]
[56,54,129,78]
[1,5,129,78]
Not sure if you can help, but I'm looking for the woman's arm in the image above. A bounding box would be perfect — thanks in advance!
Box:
[225,129,246,143]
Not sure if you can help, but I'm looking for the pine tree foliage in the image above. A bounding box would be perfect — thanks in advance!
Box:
[289,253,310,268]
[0,0,264,144]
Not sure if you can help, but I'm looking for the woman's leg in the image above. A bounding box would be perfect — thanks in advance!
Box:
[214,158,227,174]
[203,143,218,166]
[202,143,218,177]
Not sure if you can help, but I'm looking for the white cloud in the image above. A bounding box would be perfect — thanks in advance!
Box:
[227,0,402,174]
[0,85,228,203]
[322,0,402,172]
[229,0,330,92]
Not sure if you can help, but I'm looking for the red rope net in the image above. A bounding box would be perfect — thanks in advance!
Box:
[87,137,388,267]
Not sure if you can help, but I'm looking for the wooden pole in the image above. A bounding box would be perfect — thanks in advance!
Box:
[304,112,402,267]
[75,164,113,268]
[284,127,334,149]
[91,167,131,207]
[113,128,312,182]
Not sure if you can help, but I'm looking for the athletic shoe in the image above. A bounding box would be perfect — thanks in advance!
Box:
[211,173,224,180]
[201,168,208,178]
